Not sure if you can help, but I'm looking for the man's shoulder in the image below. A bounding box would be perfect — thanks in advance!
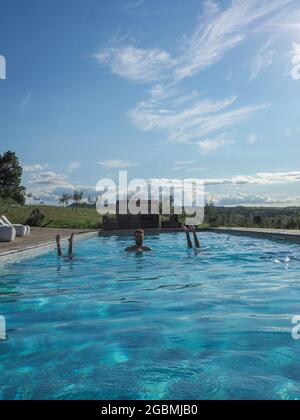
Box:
[125,245,152,252]
[142,246,152,252]
[125,246,137,252]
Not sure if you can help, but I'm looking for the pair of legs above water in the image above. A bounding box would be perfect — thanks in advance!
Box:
[183,225,200,249]
[56,233,75,259]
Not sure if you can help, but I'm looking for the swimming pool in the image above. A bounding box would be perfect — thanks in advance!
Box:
[0,232,300,400]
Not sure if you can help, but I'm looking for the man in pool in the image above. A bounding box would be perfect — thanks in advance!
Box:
[56,233,75,259]
[125,229,152,253]
[183,225,200,249]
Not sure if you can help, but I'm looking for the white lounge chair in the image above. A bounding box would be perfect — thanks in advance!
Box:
[0,215,30,237]
[0,221,16,242]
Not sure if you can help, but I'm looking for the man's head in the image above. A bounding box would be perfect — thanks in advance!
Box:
[134,229,144,246]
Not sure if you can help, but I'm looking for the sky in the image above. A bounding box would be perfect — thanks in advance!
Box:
[1,0,300,206]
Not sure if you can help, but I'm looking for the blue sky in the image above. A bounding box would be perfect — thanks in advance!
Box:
[1,0,300,206]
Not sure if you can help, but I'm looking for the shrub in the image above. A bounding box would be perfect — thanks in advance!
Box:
[25,208,45,227]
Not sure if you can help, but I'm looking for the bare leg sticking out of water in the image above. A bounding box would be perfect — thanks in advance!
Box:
[183,225,200,249]
[183,225,193,249]
[56,235,63,257]
[68,233,75,259]
[56,233,75,259]
[189,225,200,249]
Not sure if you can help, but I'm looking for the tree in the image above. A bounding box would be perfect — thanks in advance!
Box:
[227,209,237,227]
[66,194,72,207]
[58,195,64,207]
[59,193,72,207]
[296,212,300,229]
[72,191,83,214]
[273,216,283,229]
[87,195,96,206]
[204,201,218,227]
[25,208,45,227]
[253,215,263,226]
[0,151,26,212]
[286,217,297,230]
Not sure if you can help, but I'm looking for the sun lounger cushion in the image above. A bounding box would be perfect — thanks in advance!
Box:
[0,216,29,237]
[11,224,27,237]
[0,225,16,242]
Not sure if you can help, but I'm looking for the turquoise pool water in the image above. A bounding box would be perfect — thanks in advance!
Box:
[1,232,300,400]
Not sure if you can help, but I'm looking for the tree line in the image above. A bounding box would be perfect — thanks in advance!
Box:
[58,192,96,212]
[204,201,300,230]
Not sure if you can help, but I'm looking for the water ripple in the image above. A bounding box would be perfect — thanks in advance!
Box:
[1,232,300,400]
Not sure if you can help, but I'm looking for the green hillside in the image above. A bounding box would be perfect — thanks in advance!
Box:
[0,203,103,229]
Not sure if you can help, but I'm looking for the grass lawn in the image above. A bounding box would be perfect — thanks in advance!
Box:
[0,203,103,229]
[0,202,210,230]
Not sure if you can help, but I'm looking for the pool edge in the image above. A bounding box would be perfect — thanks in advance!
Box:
[2,227,299,265]
[0,232,98,266]
[209,227,300,244]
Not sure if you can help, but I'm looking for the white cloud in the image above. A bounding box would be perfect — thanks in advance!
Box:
[23,164,47,173]
[26,171,74,203]
[247,134,258,144]
[283,126,300,137]
[175,0,290,81]
[24,166,300,205]
[250,39,275,80]
[28,171,73,189]
[19,92,32,111]
[256,171,300,184]
[130,96,268,143]
[94,45,176,83]
[197,134,234,154]
[119,0,146,15]
[123,0,144,9]
[26,171,96,204]
[291,42,300,80]
[67,161,81,174]
[172,160,200,171]
[172,161,209,173]
[173,160,196,166]
[98,160,140,169]
[130,96,236,132]
[184,167,210,173]
[98,1,290,85]
[204,171,300,187]
[96,1,291,147]
[261,5,300,32]
[213,193,294,206]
